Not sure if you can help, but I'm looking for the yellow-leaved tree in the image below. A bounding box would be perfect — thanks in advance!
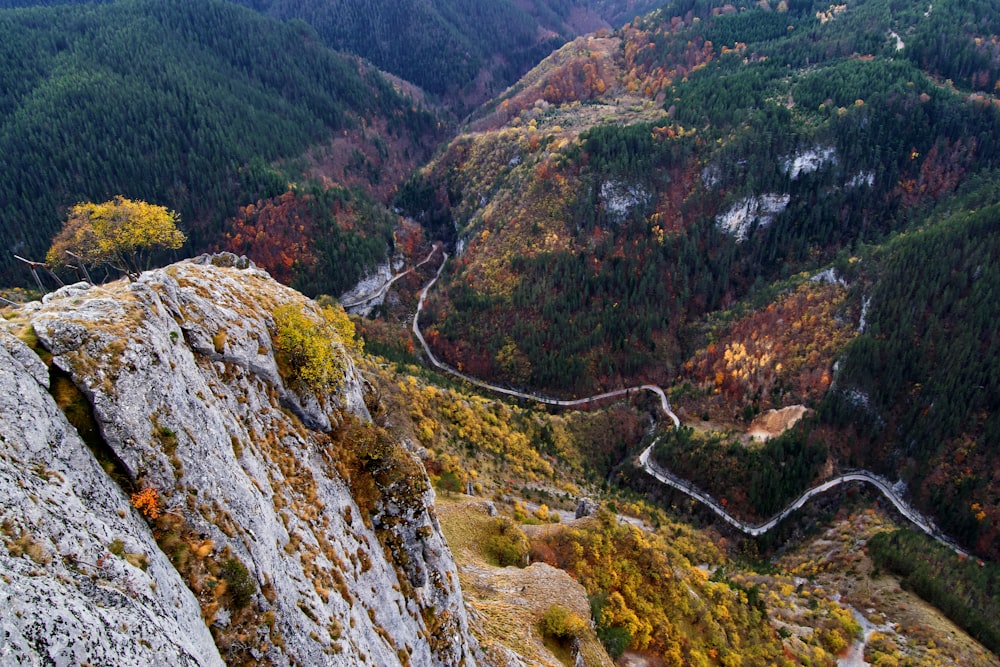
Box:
[46,196,185,282]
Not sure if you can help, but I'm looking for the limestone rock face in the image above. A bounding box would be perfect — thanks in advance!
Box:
[7,256,478,666]
[0,329,224,666]
[575,497,600,519]
[339,259,400,317]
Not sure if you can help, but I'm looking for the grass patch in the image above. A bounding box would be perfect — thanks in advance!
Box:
[436,497,497,560]
[108,538,126,557]
[49,366,133,488]
[14,323,52,365]
[4,527,51,565]
[437,500,529,567]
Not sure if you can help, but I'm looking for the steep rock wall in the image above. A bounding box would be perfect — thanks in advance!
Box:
[8,255,477,666]
[0,329,224,666]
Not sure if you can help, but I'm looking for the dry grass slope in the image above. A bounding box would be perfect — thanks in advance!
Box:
[436,496,613,667]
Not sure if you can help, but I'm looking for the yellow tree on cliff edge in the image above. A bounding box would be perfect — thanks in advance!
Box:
[46,196,185,282]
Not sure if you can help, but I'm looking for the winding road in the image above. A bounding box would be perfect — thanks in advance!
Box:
[408,251,965,553]
[411,252,682,426]
[341,244,443,310]
[638,445,966,553]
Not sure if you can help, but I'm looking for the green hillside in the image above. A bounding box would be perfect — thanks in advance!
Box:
[823,190,1000,556]
[203,0,670,107]
[236,0,567,108]
[0,0,672,109]
[0,0,437,288]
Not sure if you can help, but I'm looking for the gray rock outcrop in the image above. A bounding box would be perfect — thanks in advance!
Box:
[575,497,600,519]
[0,329,223,666]
[3,256,479,666]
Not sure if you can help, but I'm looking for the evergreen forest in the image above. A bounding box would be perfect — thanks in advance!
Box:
[0,0,438,289]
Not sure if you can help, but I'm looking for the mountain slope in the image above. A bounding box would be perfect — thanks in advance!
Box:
[0,0,682,112]
[166,0,669,109]
[395,0,1000,559]
[823,196,1000,557]
[233,0,568,110]
[5,251,999,666]
[0,0,439,289]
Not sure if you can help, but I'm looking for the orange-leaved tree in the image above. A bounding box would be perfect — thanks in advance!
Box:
[47,196,185,282]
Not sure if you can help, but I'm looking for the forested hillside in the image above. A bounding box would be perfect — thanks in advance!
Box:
[0,0,440,290]
[395,0,1000,560]
[229,0,569,110]
[170,0,678,109]
[823,192,1000,557]
[0,0,650,114]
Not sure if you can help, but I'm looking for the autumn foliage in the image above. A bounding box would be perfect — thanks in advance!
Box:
[272,302,358,393]
[533,509,785,664]
[620,21,718,100]
[222,191,318,285]
[130,486,161,519]
[220,184,398,297]
[684,281,857,411]
[47,196,185,282]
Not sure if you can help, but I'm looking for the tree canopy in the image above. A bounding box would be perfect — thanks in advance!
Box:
[46,196,185,282]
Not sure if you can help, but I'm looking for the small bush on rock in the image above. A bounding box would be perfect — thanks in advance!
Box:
[483,517,529,567]
[273,303,357,392]
[540,604,587,641]
[220,557,256,609]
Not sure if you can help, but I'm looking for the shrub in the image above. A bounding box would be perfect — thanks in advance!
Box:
[436,470,463,495]
[540,604,588,641]
[108,538,126,556]
[483,517,529,567]
[130,486,161,519]
[46,196,185,282]
[272,302,358,392]
[220,557,256,609]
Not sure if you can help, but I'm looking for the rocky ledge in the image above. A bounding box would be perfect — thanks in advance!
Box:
[1,255,478,666]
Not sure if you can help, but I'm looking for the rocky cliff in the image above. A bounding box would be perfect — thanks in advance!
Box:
[0,326,223,666]
[0,254,478,666]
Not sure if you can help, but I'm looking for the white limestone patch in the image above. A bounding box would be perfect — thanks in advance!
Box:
[782,146,837,179]
[600,180,651,224]
[810,267,847,287]
[716,194,791,242]
[847,171,875,188]
[858,295,871,333]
